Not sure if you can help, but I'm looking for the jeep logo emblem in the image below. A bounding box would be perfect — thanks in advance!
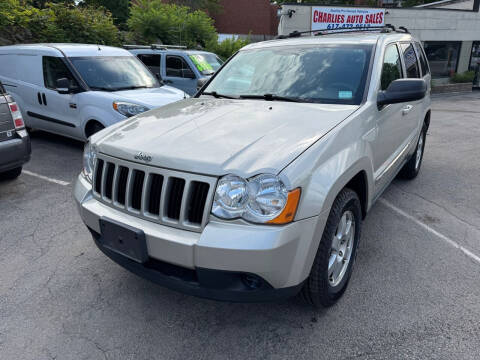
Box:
[134,152,152,163]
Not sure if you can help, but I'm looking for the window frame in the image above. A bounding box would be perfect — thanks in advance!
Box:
[42,56,81,92]
[165,55,196,79]
[400,42,421,79]
[380,42,404,92]
[414,42,430,77]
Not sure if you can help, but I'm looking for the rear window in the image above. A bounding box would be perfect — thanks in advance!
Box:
[415,42,430,76]
[400,43,421,79]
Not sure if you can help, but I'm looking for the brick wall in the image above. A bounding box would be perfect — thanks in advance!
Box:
[212,0,279,36]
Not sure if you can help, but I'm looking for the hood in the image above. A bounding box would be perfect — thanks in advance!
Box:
[111,86,186,108]
[96,98,358,177]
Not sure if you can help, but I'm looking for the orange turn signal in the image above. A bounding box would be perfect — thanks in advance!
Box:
[267,188,301,225]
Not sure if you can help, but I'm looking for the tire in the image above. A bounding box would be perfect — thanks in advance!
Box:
[0,167,22,180]
[399,124,427,180]
[301,188,362,308]
[85,121,105,139]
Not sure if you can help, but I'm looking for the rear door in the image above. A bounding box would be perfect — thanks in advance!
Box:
[163,55,197,94]
[399,42,424,138]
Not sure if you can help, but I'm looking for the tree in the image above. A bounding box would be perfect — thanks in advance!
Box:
[128,1,217,47]
[80,0,130,29]
[161,0,221,14]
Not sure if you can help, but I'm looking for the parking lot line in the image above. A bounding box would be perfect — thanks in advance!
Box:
[379,198,480,265]
[22,170,70,186]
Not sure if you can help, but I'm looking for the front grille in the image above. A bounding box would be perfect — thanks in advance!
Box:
[93,155,216,232]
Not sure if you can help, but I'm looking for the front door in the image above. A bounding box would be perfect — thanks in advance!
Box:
[40,56,82,137]
[163,55,197,95]
[373,43,406,191]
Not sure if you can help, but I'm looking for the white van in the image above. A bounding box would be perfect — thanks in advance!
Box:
[0,44,187,141]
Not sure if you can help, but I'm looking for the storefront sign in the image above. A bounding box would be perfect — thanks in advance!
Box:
[312,7,385,31]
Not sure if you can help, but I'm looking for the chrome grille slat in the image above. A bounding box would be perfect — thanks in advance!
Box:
[93,154,217,233]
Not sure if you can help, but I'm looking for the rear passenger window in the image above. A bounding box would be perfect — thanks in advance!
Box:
[137,54,161,77]
[415,42,430,76]
[42,56,78,90]
[166,56,195,78]
[381,44,403,90]
[401,43,421,78]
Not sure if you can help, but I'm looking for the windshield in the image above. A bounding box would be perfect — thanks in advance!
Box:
[202,44,373,104]
[189,53,224,75]
[70,56,159,91]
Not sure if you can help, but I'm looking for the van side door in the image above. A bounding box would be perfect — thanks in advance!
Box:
[163,55,197,95]
[40,56,82,137]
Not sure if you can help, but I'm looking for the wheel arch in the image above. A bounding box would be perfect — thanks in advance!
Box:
[84,119,105,139]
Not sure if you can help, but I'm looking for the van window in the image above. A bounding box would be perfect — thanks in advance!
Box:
[42,57,79,90]
[381,44,403,90]
[400,43,421,78]
[166,56,195,78]
[415,42,430,76]
[137,54,161,77]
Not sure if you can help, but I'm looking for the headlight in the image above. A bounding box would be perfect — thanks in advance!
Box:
[212,174,301,224]
[82,141,97,183]
[113,101,150,117]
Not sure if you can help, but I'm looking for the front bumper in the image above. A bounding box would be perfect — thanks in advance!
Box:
[0,130,31,173]
[74,174,325,301]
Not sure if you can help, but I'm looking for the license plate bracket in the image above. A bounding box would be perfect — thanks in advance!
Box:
[99,217,148,263]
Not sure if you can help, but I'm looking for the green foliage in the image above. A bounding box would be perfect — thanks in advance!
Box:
[0,1,120,45]
[450,71,475,84]
[164,0,222,14]
[128,1,216,48]
[80,0,130,30]
[206,37,250,60]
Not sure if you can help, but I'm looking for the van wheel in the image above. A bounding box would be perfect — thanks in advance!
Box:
[399,124,427,180]
[301,188,361,308]
[85,121,105,139]
[1,167,22,180]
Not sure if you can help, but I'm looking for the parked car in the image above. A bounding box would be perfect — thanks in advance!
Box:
[0,44,187,141]
[126,45,224,95]
[0,82,30,179]
[75,29,431,307]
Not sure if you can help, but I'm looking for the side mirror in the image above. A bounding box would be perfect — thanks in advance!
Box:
[56,78,71,94]
[197,77,208,91]
[377,79,427,107]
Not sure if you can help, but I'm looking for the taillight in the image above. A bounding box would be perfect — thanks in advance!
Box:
[8,102,24,130]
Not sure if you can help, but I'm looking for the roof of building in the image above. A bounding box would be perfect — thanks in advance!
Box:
[415,0,474,9]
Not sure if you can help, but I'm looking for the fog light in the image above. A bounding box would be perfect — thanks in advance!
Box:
[242,274,262,289]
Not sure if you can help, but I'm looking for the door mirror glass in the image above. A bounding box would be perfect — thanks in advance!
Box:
[377,79,427,106]
[56,77,71,94]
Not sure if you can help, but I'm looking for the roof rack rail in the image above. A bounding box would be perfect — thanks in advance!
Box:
[276,24,409,39]
[123,44,188,50]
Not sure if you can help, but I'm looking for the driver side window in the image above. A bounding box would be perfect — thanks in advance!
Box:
[381,44,403,91]
[42,56,78,90]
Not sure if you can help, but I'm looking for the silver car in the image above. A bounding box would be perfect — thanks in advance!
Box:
[74,29,431,307]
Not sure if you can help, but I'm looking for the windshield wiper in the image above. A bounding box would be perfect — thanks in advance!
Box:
[202,91,238,99]
[239,94,310,103]
[89,86,116,92]
[111,85,152,91]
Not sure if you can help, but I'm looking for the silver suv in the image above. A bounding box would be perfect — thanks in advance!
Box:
[75,29,431,307]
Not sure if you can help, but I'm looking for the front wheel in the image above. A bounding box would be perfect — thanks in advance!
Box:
[301,188,362,307]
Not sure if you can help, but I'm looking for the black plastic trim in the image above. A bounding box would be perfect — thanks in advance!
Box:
[88,227,304,303]
[27,111,76,128]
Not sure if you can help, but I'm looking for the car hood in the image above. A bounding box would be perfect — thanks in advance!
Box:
[95,98,358,177]
[111,86,186,108]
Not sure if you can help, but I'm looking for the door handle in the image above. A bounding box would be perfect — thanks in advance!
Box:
[402,105,413,115]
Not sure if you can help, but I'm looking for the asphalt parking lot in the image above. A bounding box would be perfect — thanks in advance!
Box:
[1,93,480,360]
